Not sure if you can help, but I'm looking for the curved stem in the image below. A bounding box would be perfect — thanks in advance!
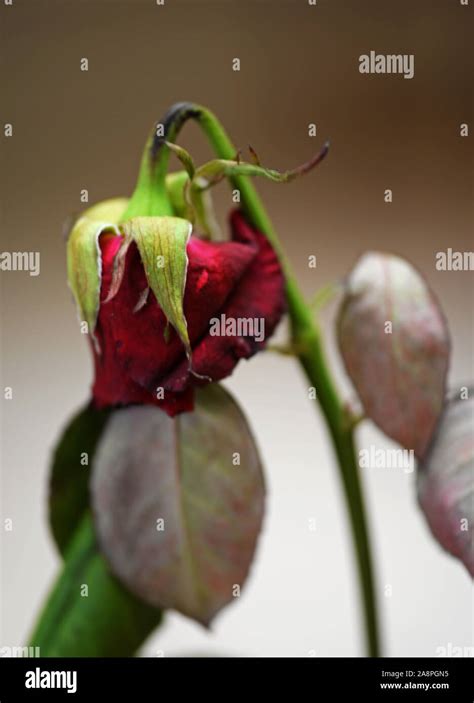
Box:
[154,103,381,656]
[121,129,174,219]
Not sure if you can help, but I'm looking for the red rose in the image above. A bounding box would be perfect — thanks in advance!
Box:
[92,210,285,416]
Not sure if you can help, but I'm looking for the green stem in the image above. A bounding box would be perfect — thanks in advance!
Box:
[154,103,381,656]
[121,129,174,219]
[28,513,162,656]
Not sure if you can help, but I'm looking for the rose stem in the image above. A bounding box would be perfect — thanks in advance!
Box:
[152,102,381,657]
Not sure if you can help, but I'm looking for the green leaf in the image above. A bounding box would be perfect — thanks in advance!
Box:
[91,384,265,626]
[31,402,163,656]
[49,403,113,556]
[66,216,121,337]
[123,216,192,356]
[29,513,162,656]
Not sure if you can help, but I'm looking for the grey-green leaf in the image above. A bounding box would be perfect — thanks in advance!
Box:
[91,384,265,626]
[337,252,450,458]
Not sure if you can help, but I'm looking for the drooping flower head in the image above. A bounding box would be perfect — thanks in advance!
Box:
[90,209,285,415]
[67,191,285,416]
[67,138,329,415]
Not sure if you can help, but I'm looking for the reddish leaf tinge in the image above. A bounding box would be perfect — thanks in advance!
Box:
[91,384,265,626]
[337,252,450,458]
[417,389,473,577]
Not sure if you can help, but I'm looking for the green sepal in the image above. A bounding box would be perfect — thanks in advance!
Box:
[192,142,329,190]
[166,171,190,217]
[122,216,192,356]
[163,141,329,194]
[80,197,129,224]
[65,171,193,338]
[67,217,121,340]
[165,141,196,179]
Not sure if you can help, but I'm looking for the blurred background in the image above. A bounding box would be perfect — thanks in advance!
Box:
[1,0,472,656]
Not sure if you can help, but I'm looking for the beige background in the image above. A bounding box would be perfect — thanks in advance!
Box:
[1,0,472,656]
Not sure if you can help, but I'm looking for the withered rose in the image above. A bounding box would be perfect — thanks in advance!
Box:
[91,211,285,416]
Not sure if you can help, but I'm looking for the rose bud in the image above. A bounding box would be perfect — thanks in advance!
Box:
[68,203,285,416]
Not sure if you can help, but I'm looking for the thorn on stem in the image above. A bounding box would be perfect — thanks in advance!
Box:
[248,144,261,166]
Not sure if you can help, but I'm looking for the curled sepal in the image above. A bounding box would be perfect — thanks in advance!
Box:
[122,216,192,356]
[166,166,221,240]
[190,141,329,191]
[417,388,474,577]
[165,141,196,179]
[67,216,121,338]
[337,252,450,458]
[91,384,265,626]
[165,171,190,218]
